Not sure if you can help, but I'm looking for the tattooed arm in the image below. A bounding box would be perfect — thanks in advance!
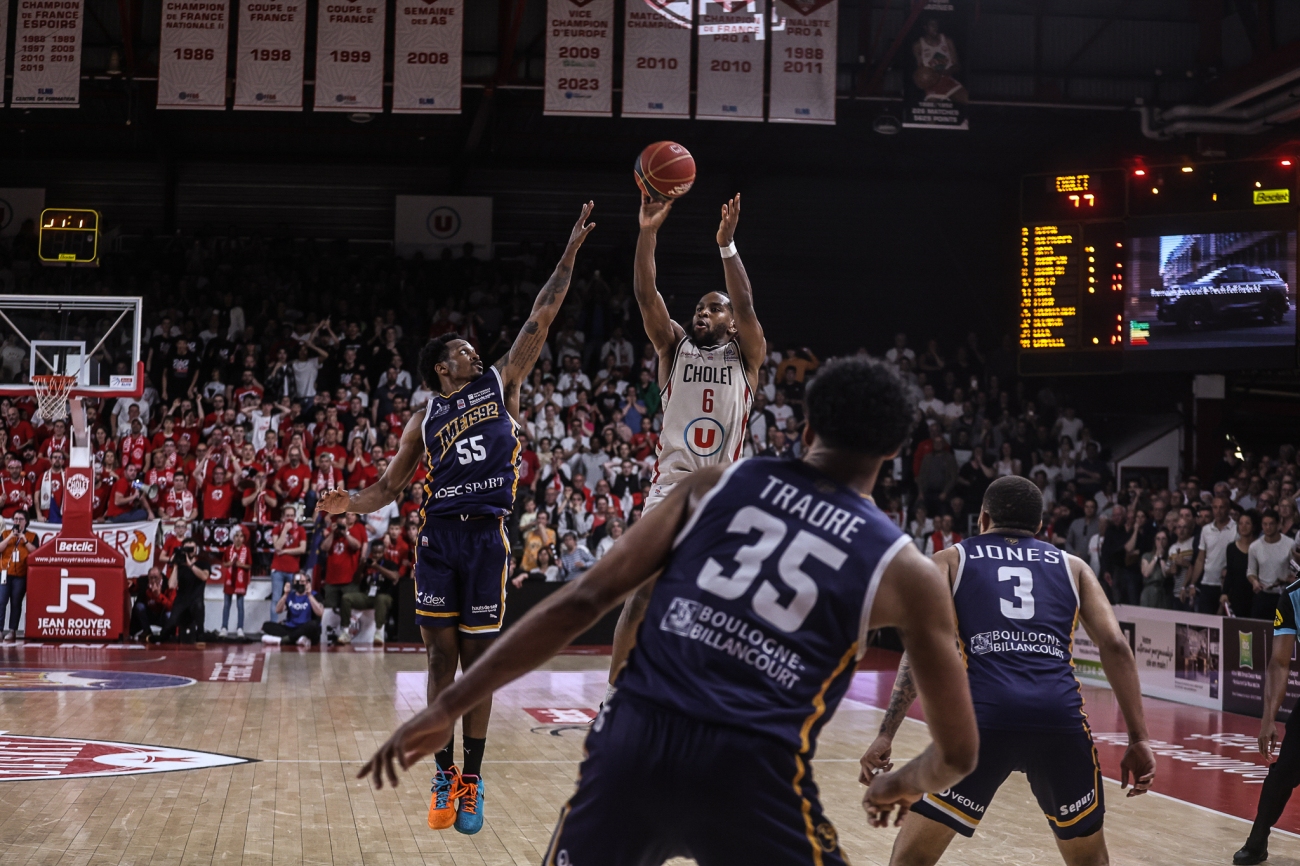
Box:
[858,652,919,781]
[494,202,596,421]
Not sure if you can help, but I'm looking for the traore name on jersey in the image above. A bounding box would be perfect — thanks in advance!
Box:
[616,457,912,753]
[420,367,522,520]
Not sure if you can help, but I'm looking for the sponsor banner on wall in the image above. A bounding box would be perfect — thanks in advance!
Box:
[0,189,46,238]
[29,520,160,578]
[1222,616,1300,720]
[621,0,691,119]
[902,0,968,130]
[394,196,492,258]
[314,0,385,111]
[11,0,84,107]
[544,0,614,116]
[696,0,766,122]
[234,0,306,110]
[392,0,462,113]
[0,734,250,781]
[768,0,835,124]
[157,0,231,109]
[1076,605,1222,711]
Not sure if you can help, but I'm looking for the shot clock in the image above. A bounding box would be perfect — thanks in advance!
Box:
[37,209,100,266]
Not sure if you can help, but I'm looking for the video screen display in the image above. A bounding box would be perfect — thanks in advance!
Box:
[1126,231,1297,351]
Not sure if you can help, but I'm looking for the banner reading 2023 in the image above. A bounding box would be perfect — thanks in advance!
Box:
[12,0,84,107]
[157,0,230,109]
[544,0,614,117]
[234,0,306,110]
[696,0,765,122]
[769,0,836,124]
[392,0,461,113]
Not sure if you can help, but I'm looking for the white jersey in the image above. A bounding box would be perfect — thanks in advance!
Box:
[653,336,752,487]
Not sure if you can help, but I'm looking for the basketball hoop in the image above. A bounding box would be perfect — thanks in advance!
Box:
[31,374,77,422]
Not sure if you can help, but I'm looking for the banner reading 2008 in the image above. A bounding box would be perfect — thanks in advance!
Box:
[11,0,84,107]
[544,0,614,117]
[392,0,461,113]
[769,0,835,124]
[157,0,230,109]
[234,0,306,110]
[621,0,691,119]
[314,0,385,111]
[696,0,765,122]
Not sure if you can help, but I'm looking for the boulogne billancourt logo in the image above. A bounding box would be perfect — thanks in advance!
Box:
[0,733,252,781]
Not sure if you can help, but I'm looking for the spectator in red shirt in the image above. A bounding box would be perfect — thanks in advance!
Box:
[120,417,152,470]
[241,468,278,527]
[315,427,347,466]
[232,369,264,408]
[345,438,376,490]
[4,406,35,455]
[275,445,312,503]
[108,463,154,523]
[152,414,179,452]
[1,456,35,519]
[38,419,70,459]
[201,465,236,521]
[93,451,120,520]
[308,452,342,516]
[220,526,252,637]
[319,513,366,613]
[37,450,67,523]
[161,470,197,522]
[268,505,308,623]
[131,567,176,639]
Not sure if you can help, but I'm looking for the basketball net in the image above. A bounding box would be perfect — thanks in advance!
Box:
[31,374,76,423]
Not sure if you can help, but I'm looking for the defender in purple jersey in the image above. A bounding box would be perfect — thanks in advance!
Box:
[862,476,1156,866]
[321,203,597,835]
[359,358,980,865]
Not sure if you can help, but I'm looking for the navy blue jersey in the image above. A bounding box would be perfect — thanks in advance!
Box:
[420,367,522,520]
[616,457,912,754]
[953,534,1085,731]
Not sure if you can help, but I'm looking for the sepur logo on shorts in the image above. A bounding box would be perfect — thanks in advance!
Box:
[661,597,701,636]
[0,733,252,781]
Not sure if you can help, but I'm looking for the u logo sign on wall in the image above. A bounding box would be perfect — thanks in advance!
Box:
[427,206,462,239]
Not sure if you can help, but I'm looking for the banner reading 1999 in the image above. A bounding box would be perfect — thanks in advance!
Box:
[314,0,385,111]
[544,0,614,117]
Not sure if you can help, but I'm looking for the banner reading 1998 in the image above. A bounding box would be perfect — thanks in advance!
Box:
[769,0,836,124]
[157,0,230,109]
[621,0,691,119]
[392,0,461,113]
[544,0,614,117]
[696,0,765,122]
[234,0,306,110]
[11,0,84,107]
[314,0,385,111]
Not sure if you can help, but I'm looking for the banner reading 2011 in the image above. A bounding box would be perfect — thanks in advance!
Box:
[696,0,765,122]
[12,0,84,107]
[234,0,306,110]
[769,0,835,124]
[544,0,614,117]
[157,0,230,109]
[314,0,385,112]
[392,0,461,113]
[621,0,691,119]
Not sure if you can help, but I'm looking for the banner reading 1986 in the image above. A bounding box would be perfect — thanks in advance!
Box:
[11,0,84,107]
[157,0,230,109]
[696,0,765,122]
[544,0,614,117]
[314,0,385,111]
[392,0,461,113]
[769,0,836,124]
[621,0,691,119]
[234,0,306,110]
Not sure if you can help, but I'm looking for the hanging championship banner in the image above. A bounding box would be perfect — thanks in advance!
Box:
[543,0,614,117]
[314,0,385,112]
[157,0,230,109]
[11,0,84,107]
[621,0,691,119]
[903,0,968,130]
[392,0,461,114]
[233,0,306,110]
[696,0,765,122]
[768,0,835,124]
[0,0,9,103]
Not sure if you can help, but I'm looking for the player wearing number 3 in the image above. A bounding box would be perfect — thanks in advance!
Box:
[318,203,597,836]
[605,192,765,705]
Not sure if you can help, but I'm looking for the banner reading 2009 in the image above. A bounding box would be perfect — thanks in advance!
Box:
[234,0,306,110]
[696,0,765,122]
[392,0,461,113]
[769,0,836,124]
[157,0,230,109]
[621,0,691,119]
[11,0,84,107]
[544,0,614,117]
[314,0,385,111]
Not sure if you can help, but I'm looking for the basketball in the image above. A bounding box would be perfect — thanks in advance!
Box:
[634,141,695,201]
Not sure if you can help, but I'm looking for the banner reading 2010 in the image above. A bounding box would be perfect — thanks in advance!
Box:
[157,0,230,109]
[769,0,836,124]
[621,0,691,119]
[696,0,765,122]
[392,0,461,113]
[544,0,614,117]
[11,0,84,107]
[234,0,306,110]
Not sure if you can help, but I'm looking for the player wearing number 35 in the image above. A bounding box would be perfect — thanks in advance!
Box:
[318,203,596,836]
[359,358,981,865]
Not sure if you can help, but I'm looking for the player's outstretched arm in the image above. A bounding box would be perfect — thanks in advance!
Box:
[861,543,978,827]
[635,193,686,355]
[317,412,424,516]
[358,466,724,789]
[495,203,596,401]
[1075,554,1155,797]
[715,194,764,375]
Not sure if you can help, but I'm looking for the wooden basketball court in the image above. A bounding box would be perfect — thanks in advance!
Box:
[2,642,1298,866]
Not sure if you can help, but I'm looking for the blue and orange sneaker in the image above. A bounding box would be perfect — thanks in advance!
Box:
[454,774,485,835]
[428,765,463,830]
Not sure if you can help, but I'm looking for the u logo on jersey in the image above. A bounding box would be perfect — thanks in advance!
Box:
[683,417,725,457]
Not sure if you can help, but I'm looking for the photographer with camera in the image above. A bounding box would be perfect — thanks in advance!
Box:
[107,463,155,523]
[131,567,175,640]
[319,512,367,614]
[261,575,324,647]
[336,536,400,645]
[160,540,209,642]
[268,505,308,623]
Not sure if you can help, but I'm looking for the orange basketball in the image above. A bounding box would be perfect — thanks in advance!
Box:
[634,141,695,201]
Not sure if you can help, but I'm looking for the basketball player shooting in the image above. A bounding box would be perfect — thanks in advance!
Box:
[318,202,596,836]
[604,191,764,705]
[359,358,979,865]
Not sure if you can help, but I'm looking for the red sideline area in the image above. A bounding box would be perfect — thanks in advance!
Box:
[855,648,1300,835]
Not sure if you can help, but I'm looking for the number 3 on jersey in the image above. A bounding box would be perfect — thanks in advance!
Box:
[998,565,1035,620]
[455,435,487,465]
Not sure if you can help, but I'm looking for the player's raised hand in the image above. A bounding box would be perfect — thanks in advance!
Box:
[1119,739,1156,796]
[716,193,740,246]
[859,734,895,784]
[862,768,923,828]
[567,201,597,251]
[317,487,351,515]
[639,192,673,232]
[358,703,455,790]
